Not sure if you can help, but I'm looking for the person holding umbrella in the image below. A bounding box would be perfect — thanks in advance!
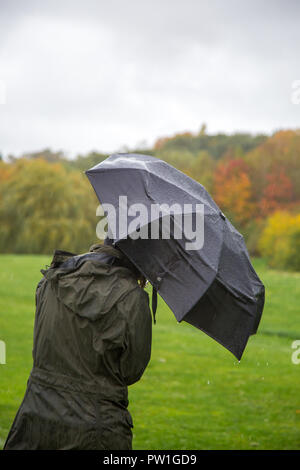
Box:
[87,153,264,361]
[4,243,152,450]
[5,152,264,450]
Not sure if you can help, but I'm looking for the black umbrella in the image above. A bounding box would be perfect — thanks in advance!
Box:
[86,153,265,360]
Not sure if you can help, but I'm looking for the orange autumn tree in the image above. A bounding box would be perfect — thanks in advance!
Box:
[245,130,300,207]
[213,158,255,227]
[260,165,294,216]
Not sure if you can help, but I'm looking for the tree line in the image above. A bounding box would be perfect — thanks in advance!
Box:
[1,127,299,270]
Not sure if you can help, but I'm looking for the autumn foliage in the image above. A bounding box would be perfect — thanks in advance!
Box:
[259,211,300,271]
[0,128,300,269]
[213,158,255,226]
[0,158,99,254]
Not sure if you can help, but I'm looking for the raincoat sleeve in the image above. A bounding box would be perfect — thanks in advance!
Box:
[119,287,152,386]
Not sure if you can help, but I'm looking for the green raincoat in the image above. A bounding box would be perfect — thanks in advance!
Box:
[4,245,152,450]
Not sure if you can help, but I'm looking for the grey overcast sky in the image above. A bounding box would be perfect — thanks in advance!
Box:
[0,0,299,157]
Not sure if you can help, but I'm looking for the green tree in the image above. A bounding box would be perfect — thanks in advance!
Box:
[0,158,99,254]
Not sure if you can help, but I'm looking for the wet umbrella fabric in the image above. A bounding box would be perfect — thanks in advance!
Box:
[86,153,265,360]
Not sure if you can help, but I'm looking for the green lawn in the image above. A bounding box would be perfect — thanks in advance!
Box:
[0,255,299,449]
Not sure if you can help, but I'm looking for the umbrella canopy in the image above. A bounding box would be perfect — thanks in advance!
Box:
[86,153,265,360]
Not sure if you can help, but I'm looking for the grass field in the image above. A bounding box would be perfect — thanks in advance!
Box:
[0,255,299,450]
